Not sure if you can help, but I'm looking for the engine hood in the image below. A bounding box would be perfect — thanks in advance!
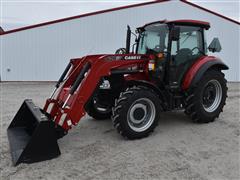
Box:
[70,54,150,64]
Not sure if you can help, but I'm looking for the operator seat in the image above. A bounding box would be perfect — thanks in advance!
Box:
[174,48,192,66]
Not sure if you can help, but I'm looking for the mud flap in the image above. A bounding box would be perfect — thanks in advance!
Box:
[7,99,61,166]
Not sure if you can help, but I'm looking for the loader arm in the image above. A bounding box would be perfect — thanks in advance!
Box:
[44,55,149,131]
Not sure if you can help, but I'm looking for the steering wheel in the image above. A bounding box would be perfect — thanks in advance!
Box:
[115,48,126,54]
[191,47,204,55]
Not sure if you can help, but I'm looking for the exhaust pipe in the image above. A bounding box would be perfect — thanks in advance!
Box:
[126,25,131,54]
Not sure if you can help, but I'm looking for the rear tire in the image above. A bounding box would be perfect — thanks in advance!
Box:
[111,86,162,139]
[185,70,227,123]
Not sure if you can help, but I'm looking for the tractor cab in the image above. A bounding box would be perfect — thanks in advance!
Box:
[124,20,221,88]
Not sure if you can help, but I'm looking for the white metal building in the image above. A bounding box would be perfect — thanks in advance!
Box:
[0,0,239,81]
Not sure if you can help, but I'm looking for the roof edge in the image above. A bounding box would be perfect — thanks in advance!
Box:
[140,19,210,29]
[181,0,240,25]
[0,0,238,36]
[0,0,169,36]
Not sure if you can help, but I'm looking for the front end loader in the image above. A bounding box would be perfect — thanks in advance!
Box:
[7,54,150,165]
[7,19,228,166]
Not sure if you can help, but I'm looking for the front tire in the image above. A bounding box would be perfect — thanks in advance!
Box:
[185,70,227,123]
[112,86,162,139]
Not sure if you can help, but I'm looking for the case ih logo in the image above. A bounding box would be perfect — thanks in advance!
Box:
[124,56,141,60]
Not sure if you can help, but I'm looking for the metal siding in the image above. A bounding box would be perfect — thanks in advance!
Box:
[1,1,239,81]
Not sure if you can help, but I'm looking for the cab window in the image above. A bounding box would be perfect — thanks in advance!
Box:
[137,24,169,54]
[171,26,204,65]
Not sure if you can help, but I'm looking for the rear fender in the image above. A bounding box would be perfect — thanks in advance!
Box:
[182,56,229,90]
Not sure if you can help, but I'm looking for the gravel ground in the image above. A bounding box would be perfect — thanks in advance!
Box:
[0,82,239,180]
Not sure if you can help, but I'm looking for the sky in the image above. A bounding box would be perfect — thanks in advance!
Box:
[0,0,239,31]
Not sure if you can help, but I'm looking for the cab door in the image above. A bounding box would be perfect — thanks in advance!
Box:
[169,26,205,87]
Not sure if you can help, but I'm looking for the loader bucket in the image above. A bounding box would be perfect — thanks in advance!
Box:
[7,99,61,166]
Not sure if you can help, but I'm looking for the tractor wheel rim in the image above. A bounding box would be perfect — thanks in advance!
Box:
[202,80,222,113]
[127,98,156,132]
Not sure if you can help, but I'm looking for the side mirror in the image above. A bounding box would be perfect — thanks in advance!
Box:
[208,38,222,53]
[172,27,180,41]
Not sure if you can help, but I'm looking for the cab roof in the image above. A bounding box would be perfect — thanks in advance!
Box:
[139,19,210,30]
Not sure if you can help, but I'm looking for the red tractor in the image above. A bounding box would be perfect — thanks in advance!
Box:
[7,20,228,165]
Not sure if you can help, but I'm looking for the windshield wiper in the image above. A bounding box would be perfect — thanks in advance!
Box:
[181,33,192,45]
